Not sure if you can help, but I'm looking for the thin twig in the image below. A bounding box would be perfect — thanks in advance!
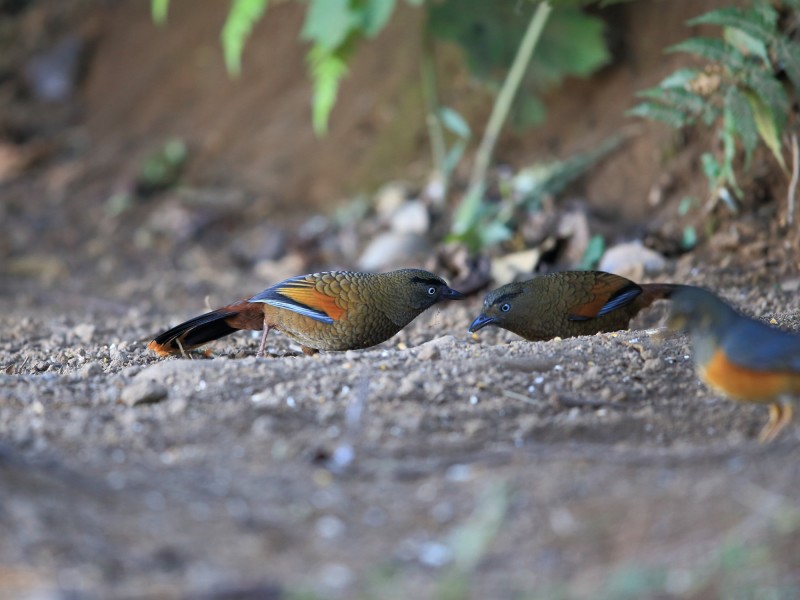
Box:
[466,1,553,194]
[788,132,799,225]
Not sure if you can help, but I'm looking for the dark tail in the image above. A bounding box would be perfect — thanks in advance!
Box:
[147,301,263,356]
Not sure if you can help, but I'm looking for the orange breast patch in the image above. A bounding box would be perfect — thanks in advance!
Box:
[700,349,796,403]
[278,283,347,321]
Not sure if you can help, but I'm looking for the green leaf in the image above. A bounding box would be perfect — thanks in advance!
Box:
[776,40,800,94]
[636,87,706,115]
[688,7,777,43]
[659,68,701,88]
[681,226,697,250]
[701,152,721,191]
[221,0,269,76]
[579,235,605,270]
[626,102,689,128]
[742,88,787,169]
[677,196,697,216]
[307,43,350,136]
[359,0,396,37]
[667,37,744,68]
[724,87,758,167]
[451,185,485,237]
[301,0,359,51]
[439,106,471,139]
[723,27,769,64]
[152,0,169,24]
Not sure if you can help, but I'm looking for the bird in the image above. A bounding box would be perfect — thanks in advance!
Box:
[148,269,464,357]
[469,270,686,342]
[667,286,799,443]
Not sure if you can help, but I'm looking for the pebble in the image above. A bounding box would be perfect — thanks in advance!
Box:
[121,379,168,406]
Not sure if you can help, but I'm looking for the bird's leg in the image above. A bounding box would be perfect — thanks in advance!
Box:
[758,400,792,443]
[257,317,271,358]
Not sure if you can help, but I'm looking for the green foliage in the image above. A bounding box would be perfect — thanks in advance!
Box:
[428,0,610,128]
[449,135,623,251]
[221,0,269,76]
[629,0,799,200]
[151,0,169,25]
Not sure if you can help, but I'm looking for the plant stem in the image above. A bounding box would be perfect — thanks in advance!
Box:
[466,1,552,194]
[421,27,448,205]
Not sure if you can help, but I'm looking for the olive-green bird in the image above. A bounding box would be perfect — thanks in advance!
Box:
[149,269,464,357]
[469,270,686,341]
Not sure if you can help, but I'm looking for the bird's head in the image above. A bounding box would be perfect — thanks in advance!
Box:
[667,286,736,337]
[387,269,464,312]
[468,282,525,334]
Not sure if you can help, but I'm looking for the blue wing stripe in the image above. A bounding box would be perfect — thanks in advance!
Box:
[250,297,335,324]
[596,288,642,317]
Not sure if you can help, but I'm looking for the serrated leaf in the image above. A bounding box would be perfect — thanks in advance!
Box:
[724,87,758,167]
[626,102,689,128]
[152,0,169,24]
[742,88,786,170]
[439,106,471,139]
[221,0,269,76]
[301,0,359,51]
[307,44,350,136]
[667,37,744,68]
[776,40,800,93]
[659,68,701,88]
[688,7,777,42]
[742,70,789,129]
[360,0,396,37]
[724,27,769,64]
[636,87,706,115]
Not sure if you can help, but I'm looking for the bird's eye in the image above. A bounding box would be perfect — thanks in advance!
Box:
[427,286,437,296]
[501,303,511,312]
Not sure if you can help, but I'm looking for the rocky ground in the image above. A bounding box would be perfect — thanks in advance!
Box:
[2,262,800,599]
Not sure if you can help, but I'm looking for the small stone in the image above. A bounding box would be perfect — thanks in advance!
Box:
[390,200,430,235]
[357,232,431,271]
[71,323,95,343]
[643,357,665,373]
[121,379,168,406]
[417,344,440,361]
[599,241,667,280]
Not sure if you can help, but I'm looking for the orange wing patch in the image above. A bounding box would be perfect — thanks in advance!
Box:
[278,282,347,321]
[568,273,637,320]
[700,349,794,403]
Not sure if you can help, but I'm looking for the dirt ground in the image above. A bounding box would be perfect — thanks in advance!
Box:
[2,1,800,599]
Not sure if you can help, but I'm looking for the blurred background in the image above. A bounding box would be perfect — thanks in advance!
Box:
[3,0,796,312]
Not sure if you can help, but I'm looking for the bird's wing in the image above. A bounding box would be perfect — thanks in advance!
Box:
[568,273,642,321]
[248,276,346,324]
[724,318,800,372]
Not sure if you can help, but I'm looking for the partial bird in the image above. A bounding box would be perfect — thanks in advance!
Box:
[668,286,799,443]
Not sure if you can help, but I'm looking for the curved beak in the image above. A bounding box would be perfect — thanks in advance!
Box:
[441,286,465,300]
[468,313,496,333]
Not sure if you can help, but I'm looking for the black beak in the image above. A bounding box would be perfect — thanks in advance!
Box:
[441,286,465,300]
[468,313,496,333]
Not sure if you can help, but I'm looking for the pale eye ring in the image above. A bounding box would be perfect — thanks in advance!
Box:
[501,303,511,312]
[427,286,437,296]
